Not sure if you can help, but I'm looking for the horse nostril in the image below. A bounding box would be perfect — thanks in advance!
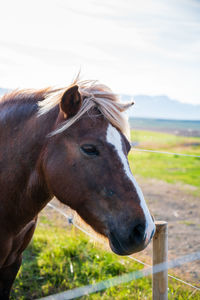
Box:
[129,223,146,245]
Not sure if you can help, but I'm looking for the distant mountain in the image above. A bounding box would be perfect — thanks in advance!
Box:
[122,94,200,120]
[1,87,200,120]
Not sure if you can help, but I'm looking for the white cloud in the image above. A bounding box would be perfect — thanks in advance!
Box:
[0,0,199,104]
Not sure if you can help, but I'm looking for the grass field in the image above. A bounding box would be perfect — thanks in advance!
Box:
[130,130,200,192]
[11,212,199,300]
[11,129,200,299]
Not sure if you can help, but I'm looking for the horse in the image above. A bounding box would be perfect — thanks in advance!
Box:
[0,78,155,299]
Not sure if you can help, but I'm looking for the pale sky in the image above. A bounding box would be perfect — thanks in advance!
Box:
[0,0,200,104]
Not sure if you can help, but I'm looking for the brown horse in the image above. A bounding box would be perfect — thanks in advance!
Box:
[0,79,155,299]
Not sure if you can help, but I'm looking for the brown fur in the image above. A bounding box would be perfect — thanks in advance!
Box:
[0,83,152,299]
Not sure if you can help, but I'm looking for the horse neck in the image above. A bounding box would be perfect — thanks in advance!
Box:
[0,102,59,230]
[20,107,61,223]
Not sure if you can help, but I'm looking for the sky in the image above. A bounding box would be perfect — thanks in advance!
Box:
[0,0,200,104]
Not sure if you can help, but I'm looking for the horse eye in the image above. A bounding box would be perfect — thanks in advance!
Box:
[80,144,99,156]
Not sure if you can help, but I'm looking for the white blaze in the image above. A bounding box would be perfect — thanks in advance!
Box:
[106,124,155,240]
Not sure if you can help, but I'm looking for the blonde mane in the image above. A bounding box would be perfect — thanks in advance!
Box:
[38,78,134,139]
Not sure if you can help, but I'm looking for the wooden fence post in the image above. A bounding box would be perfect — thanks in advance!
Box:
[153,221,168,300]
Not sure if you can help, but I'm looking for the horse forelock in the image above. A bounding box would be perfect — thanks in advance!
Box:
[38,78,134,139]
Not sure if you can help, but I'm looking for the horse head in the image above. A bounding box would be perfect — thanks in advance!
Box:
[40,82,155,255]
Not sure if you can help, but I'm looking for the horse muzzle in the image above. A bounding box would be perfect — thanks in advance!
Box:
[108,223,155,255]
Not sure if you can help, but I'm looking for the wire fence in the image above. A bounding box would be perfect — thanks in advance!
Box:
[38,250,200,300]
[43,203,200,297]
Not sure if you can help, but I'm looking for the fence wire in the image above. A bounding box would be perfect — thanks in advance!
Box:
[46,203,200,293]
[37,224,200,300]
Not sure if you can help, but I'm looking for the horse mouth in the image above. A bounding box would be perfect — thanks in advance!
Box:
[108,232,133,256]
[108,231,148,256]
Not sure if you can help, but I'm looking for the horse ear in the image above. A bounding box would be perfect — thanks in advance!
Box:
[60,85,82,118]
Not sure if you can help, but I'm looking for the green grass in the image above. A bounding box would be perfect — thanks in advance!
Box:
[11,214,200,300]
[130,130,200,191]
[131,130,200,154]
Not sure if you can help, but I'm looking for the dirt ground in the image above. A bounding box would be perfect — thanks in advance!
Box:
[47,177,200,287]
[136,177,200,286]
